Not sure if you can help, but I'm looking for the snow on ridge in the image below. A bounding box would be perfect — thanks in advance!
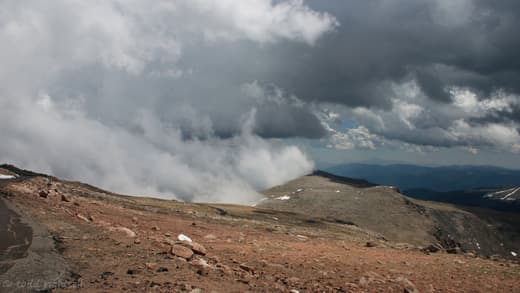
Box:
[0,174,16,179]
[501,187,520,200]
[484,187,520,200]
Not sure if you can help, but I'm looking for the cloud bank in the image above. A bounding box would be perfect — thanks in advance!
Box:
[0,0,333,203]
[2,0,520,202]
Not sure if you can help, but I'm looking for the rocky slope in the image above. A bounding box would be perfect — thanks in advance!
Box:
[259,171,520,259]
[0,165,519,292]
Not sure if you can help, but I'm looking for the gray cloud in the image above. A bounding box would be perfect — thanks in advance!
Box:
[1,0,520,202]
[264,0,520,108]
[0,0,336,203]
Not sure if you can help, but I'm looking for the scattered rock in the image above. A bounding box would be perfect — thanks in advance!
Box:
[163,238,176,246]
[88,215,95,222]
[165,232,171,237]
[204,234,217,240]
[424,244,441,253]
[395,277,418,293]
[359,276,369,287]
[285,277,300,286]
[196,267,209,276]
[144,262,157,270]
[127,268,140,275]
[188,242,207,255]
[296,235,308,241]
[344,283,359,290]
[134,239,141,244]
[39,190,48,198]
[76,213,90,222]
[446,247,462,254]
[61,194,71,202]
[192,258,210,268]
[171,244,194,260]
[110,226,137,238]
[151,226,160,231]
[190,289,203,293]
[366,241,377,248]
[156,267,168,272]
[239,263,254,274]
[100,271,114,280]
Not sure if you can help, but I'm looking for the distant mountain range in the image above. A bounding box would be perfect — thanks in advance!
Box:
[325,163,520,191]
[325,163,520,212]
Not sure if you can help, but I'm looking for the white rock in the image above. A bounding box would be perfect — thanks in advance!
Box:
[178,233,192,242]
[512,251,517,257]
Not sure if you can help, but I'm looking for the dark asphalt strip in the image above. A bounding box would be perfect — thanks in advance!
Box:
[0,198,32,275]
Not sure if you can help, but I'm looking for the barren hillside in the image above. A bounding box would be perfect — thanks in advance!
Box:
[0,166,519,292]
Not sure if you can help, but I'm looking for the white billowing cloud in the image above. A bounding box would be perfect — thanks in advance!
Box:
[0,0,336,79]
[452,88,518,115]
[449,120,520,153]
[325,126,379,150]
[317,109,381,150]
[0,0,327,203]
[335,81,520,153]
[0,95,313,204]
[186,0,339,44]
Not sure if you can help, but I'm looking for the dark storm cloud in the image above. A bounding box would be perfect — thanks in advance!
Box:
[261,0,520,108]
[254,104,326,139]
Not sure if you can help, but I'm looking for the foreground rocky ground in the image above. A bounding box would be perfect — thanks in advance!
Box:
[0,167,519,292]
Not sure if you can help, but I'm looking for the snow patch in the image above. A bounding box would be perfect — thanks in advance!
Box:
[512,251,517,257]
[501,187,520,200]
[0,175,15,179]
[178,234,192,242]
[296,188,303,192]
[276,195,291,200]
[335,190,341,193]
[484,187,520,200]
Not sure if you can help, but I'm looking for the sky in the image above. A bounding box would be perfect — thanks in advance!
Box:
[1,0,520,203]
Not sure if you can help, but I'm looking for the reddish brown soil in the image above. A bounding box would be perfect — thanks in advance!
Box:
[1,176,519,292]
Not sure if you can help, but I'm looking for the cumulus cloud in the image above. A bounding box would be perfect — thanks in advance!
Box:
[269,0,520,107]
[2,0,520,199]
[0,93,314,204]
[0,0,333,203]
[338,81,520,153]
[185,0,338,44]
